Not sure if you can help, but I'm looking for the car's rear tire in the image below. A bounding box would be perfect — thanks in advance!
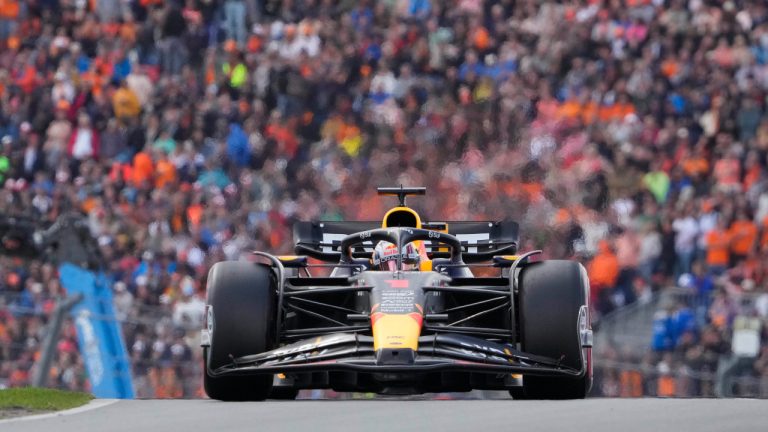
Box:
[513,260,592,399]
[204,261,276,401]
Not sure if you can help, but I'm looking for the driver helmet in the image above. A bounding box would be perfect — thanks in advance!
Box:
[372,241,421,271]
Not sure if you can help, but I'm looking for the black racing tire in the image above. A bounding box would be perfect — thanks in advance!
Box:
[513,260,592,400]
[204,261,276,401]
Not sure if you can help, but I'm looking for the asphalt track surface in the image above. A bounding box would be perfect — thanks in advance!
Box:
[4,397,767,432]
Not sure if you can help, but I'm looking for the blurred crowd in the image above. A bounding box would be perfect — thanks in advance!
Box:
[1,0,768,397]
[594,284,768,398]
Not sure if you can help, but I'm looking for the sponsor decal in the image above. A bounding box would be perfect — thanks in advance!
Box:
[268,333,353,359]
[578,305,593,347]
[75,311,105,387]
[387,228,413,235]
[321,233,375,252]
[268,348,330,363]
[447,339,514,363]
[380,289,416,313]
[454,233,490,253]
[384,279,409,289]
[272,342,322,357]
[201,306,213,347]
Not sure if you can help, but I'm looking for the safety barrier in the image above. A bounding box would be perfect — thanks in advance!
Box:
[4,287,767,399]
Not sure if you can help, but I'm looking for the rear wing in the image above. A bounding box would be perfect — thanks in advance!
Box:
[293,220,519,263]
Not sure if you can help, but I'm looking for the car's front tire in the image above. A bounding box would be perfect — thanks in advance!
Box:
[204,261,276,401]
[513,260,592,399]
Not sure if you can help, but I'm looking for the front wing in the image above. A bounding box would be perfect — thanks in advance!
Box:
[206,332,586,378]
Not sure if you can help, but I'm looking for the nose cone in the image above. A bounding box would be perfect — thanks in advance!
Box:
[371,312,423,365]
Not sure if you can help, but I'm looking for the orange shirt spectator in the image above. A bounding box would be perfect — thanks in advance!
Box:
[588,240,620,289]
[681,156,708,178]
[558,99,582,119]
[186,203,204,228]
[119,21,137,44]
[705,226,730,267]
[520,182,544,204]
[15,65,37,94]
[109,162,132,184]
[473,27,490,51]
[660,59,679,79]
[0,0,19,19]
[266,122,299,158]
[131,151,154,187]
[729,217,758,257]
[581,101,599,125]
[598,101,635,122]
[154,157,177,188]
[171,210,185,233]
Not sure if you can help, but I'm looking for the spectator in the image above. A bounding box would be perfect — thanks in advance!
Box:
[20,134,44,181]
[171,276,204,331]
[113,281,134,322]
[112,80,142,122]
[615,226,640,306]
[672,207,699,278]
[68,112,100,165]
[729,209,758,265]
[221,46,248,95]
[159,4,188,76]
[224,0,248,48]
[588,240,619,317]
[705,217,731,276]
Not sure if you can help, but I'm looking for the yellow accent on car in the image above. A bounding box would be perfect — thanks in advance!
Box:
[372,314,421,351]
[277,256,308,267]
[492,255,520,266]
[437,223,450,252]
[381,207,422,229]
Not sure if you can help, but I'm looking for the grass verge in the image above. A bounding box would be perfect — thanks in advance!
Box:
[0,388,93,413]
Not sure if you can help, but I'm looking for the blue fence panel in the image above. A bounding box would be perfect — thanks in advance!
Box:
[59,263,134,398]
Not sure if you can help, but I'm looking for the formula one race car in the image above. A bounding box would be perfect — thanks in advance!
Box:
[201,187,593,400]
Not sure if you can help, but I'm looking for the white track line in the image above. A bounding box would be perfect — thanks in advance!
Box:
[0,398,119,424]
